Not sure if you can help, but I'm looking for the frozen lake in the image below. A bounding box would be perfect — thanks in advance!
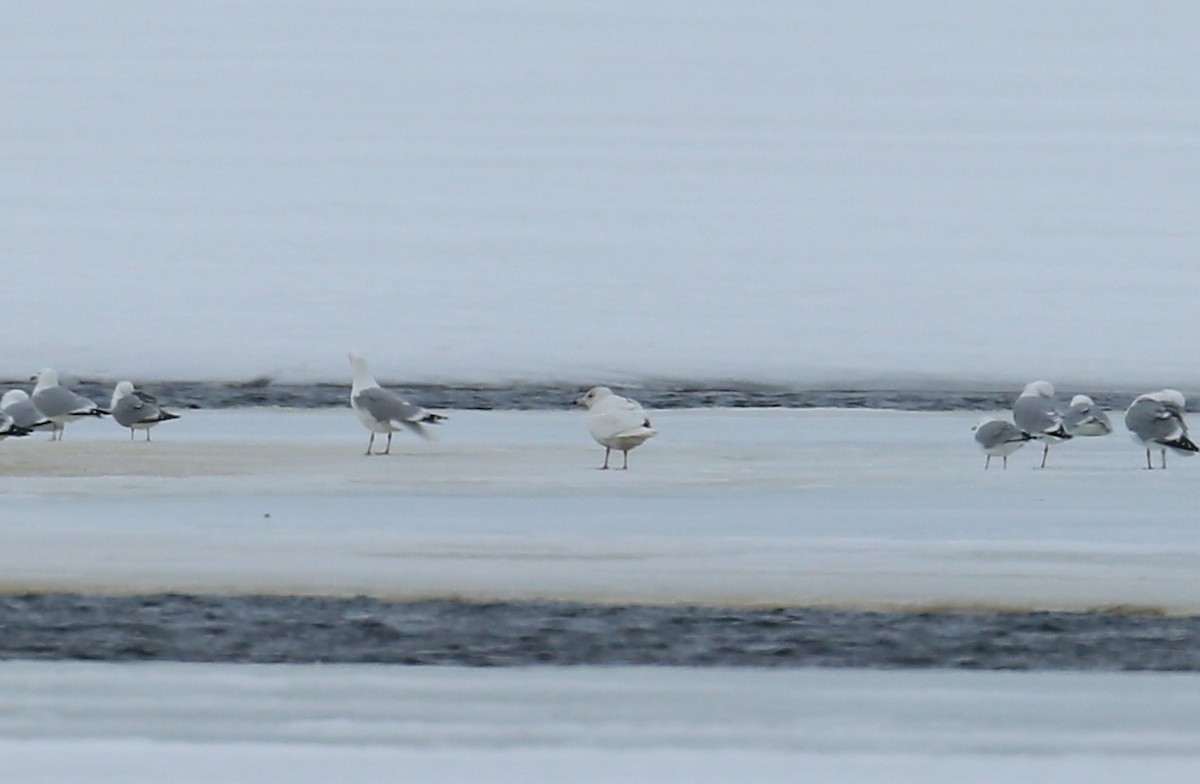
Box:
[1,663,1197,783]
[1,407,1196,613]
[7,3,1198,778]
[2,408,1197,779]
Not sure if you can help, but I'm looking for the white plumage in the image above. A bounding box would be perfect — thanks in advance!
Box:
[575,386,657,470]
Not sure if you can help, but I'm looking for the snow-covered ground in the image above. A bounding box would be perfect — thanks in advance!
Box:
[4,2,1200,387]
[1,408,1196,613]
[1,663,1197,783]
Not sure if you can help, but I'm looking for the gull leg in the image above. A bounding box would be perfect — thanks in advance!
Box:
[383,432,393,456]
[984,455,991,470]
[1162,448,1168,470]
[600,447,610,470]
[1039,442,1048,469]
[146,429,152,442]
[366,432,375,456]
[1146,448,1153,470]
[621,450,629,470]
[130,428,135,441]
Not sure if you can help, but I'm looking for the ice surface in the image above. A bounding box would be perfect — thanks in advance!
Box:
[7,6,1197,776]
[3,3,1200,386]
[0,408,1196,612]
[0,663,1196,783]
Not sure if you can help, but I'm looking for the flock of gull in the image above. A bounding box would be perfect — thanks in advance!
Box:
[0,354,661,470]
[973,380,1199,470]
[3,362,1189,473]
[0,369,178,443]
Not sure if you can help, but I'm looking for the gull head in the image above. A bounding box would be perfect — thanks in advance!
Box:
[347,351,379,392]
[1,389,29,407]
[576,386,613,409]
[972,416,998,432]
[1152,389,1187,408]
[1069,394,1094,407]
[111,381,135,407]
[1021,380,1054,398]
[30,368,59,389]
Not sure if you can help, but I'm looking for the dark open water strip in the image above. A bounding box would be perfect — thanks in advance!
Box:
[0,376,1161,410]
[0,380,1162,412]
[2,595,1196,671]
[0,376,1032,410]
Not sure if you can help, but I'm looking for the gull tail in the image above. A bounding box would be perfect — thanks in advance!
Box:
[1,424,32,438]
[616,424,658,440]
[403,421,432,440]
[1160,435,1199,454]
[156,411,182,422]
[398,412,444,441]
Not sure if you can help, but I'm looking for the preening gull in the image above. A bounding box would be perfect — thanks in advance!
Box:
[1063,394,1113,437]
[0,390,54,433]
[1124,389,1198,469]
[575,386,658,470]
[972,418,1033,470]
[111,381,180,441]
[1012,380,1072,468]
[29,368,108,441]
[348,352,446,455]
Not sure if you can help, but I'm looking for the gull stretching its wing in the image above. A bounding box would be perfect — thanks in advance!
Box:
[348,352,445,455]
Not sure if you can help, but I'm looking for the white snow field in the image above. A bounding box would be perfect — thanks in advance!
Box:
[0,408,1195,613]
[3,2,1200,387]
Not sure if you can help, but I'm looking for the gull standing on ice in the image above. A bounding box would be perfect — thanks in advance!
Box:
[1,390,54,434]
[575,386,657,470]
[348,352,446,455]
[29,368,108,441]
[1124,389,1198,469]
[1012,380,1072,468]
[111,381,180,441]
[972,418,1033,470]
[1062,394,1112,437]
